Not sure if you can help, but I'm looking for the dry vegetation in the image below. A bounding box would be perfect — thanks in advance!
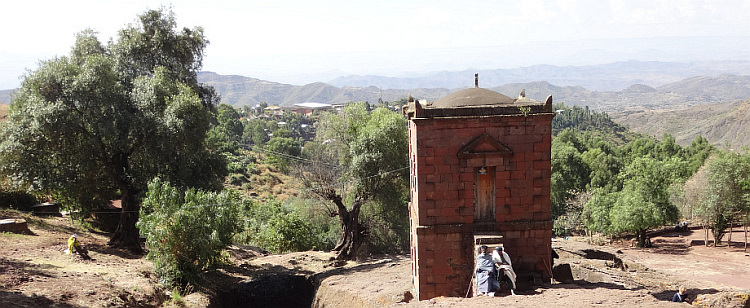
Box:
[612,99,750,149]
[223,151,302,201]
[0,103,8,122]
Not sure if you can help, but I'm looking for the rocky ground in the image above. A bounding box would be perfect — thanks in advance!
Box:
[2,210,750,307]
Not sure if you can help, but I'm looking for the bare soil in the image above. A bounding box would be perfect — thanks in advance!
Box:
[2,211,750,308]
[0,212,165,307]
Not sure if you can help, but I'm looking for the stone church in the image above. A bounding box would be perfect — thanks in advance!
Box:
[405,77,554,299]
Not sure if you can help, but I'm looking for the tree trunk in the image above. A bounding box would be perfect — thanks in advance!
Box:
[108,185,143,253]
[637,229,647,248]
[704,224,709,247]
[107,154,143,254]
[332,205,364,260]
[744,224,747,252]
[326,190,365,261]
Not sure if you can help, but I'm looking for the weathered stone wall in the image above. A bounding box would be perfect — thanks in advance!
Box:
[409,113,554,300]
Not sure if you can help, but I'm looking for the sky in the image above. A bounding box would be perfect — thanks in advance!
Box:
[2,0,750,90]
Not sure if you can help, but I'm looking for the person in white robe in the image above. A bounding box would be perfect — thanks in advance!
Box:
[493,246,516,295]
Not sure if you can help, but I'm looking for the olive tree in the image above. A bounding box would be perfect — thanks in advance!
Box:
[696,151,750,245]
[0,9,224,252]
[583,157,681,247]
[297,103,408,260]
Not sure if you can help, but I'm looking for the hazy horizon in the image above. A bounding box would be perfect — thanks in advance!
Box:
[2,0,750,90]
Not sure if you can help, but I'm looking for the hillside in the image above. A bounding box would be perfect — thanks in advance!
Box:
[494,75,750,113]
[5,68,750,150]
[4,212,750,307]
[198,71,750,114]
[0,89,13,106]
[197,72,451,107]
[0,103,8,122]
[329,60,750,91]
[611,98,750,150]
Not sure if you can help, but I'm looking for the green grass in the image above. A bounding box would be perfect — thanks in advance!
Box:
[1,231,25,238]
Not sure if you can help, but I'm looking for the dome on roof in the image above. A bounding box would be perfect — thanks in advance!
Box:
[431,88,515,108]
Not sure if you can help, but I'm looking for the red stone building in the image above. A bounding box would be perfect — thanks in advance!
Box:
[405,82,554,300]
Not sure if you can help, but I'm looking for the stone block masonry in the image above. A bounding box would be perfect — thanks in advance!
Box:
[406,89,555,300]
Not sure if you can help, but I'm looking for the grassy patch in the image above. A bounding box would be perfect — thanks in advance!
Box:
[1,231,25,238]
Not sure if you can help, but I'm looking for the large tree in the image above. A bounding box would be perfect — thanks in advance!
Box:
[610,157,681,246]
[0,9,225,252]
[297,103,408,260]
[697,151,750,245]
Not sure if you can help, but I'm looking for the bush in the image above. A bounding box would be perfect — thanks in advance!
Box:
[0,190,39,211]
[137,178,241,287]
[238,198,319,253]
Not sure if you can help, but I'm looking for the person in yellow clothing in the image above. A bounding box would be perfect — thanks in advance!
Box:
[67,234,90,259]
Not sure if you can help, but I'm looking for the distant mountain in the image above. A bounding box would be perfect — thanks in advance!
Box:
[0,89,13,105]
[4,69,750,150]
[611,98,750,150]
[197,72,451,107]
[198,71,750,114]
[329,60,750,91]
[655,74,750,101]
[488,75,750,113]
[199,69,750,149]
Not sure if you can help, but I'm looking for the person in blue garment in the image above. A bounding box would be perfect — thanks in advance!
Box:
[475,245,499,296]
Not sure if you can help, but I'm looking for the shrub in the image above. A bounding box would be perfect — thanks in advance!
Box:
[0,190,38,211]
[239,198,318,253]
[137,178,241,287]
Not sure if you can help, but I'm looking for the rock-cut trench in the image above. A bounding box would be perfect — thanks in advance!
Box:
[216,273,316,308]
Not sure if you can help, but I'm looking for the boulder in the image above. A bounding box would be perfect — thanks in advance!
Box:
[693,291,750,308]
[0,218,30,234]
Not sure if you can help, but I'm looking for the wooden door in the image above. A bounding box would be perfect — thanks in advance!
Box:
[474,166,496,221]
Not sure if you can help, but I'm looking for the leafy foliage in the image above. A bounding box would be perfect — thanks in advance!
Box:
[694,151,750,244]
[238,198,320,253]
[137,178,240,287]
[296,102,409,259]
[265,137,302,173]
[205,103,243,154]
[0,9,225,250]
[550,106,713,239]
[552,103,632,144]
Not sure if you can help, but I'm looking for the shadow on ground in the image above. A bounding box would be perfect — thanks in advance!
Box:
[0,291,84,308]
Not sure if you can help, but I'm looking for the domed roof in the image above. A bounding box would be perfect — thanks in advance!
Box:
[431,87,515,108]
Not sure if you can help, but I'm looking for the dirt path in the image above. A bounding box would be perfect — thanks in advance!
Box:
[620,228,750,290]
[0,213,164,307]
[2,211,749,307]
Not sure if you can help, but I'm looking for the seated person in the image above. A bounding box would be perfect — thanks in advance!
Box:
[492,246,517,295]
[672,286,690,303]
[475,245,499,296]
[67,234,90,260]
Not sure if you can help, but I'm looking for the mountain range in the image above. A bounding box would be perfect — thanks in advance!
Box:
[2,60,749,148]
[196,71,750,114]
[328,60,750,91]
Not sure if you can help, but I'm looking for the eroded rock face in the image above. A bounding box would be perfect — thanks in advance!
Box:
[693,291,750,308]
[218,273,314,308]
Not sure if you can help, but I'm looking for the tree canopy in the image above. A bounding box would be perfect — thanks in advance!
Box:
[0,8,224,252]
[297,102,409,259]
[550,109,713,243]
